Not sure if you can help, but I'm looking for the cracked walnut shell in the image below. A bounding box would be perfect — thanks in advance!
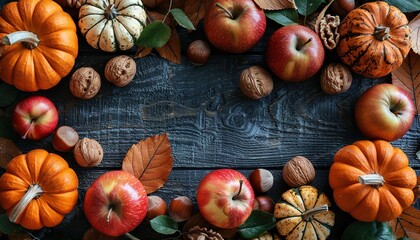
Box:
[105,55,137,87]
[74,138,103,167]
[319,14,340,50]
[69,67,101,99]
[320,63,352,95]
[239,66,273,100]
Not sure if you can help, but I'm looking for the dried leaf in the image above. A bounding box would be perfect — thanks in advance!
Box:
[409,13,420,54]
[391,50,420,115]
[184,0,211,27]
[0,137,21,169]
[253,0,296,10]
[314,0,335,34]
[135,46,153,59]
[389,206,420,239]
[156,29,181,64]
[122,133,173,194]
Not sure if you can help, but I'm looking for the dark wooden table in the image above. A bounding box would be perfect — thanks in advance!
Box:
[0,1,419,239]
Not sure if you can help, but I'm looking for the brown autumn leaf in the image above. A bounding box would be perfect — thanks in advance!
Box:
[122,132,173,194]
[0,137,21,169]
[409,13,420,54]
[391,50,420,115]
[135,46,153,59]
[156,29,181,64]
[253,0,296,10]
[389,206,420,239]
[184,0,211,28]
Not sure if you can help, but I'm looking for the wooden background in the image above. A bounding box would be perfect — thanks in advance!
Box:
[0,0,419,239]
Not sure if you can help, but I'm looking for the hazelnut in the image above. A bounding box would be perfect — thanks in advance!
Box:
[254,196,275,213]
[69,67,101,99]
[329,0,355,17]
[249,168,274,193]
[239,66,273,99]
[320,63,352,95]
[146,196,168,220]
[169,196,194,222]
[282,156,315,187]
[74,138,103,167]
[52,126,79,152]
[105,55,137,87]
[186,40,211,65]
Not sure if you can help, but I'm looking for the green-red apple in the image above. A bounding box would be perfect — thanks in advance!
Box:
[355,83,415,141]
[266,25,325,82]
[204,0,266,54]
[12,95,58,140]
[83,170,148,237]
[196,169,255,229]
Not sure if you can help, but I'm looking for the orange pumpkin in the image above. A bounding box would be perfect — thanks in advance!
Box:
[0,0,78,92]
[0,149,79,230]
[336,1,411,78]
[329,140,417,222]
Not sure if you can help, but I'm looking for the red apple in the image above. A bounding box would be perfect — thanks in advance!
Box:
[266,25,325,82]
[355,83,415,142]
[196,169,255,229]
[12,95,58,140]
[203,0,266,53]
[83,170,148,237]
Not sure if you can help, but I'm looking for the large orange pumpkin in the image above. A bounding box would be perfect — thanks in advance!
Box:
[329,140,417,222]
[336,1,411,78]
[0,149,79,230]
[0,0,78,92]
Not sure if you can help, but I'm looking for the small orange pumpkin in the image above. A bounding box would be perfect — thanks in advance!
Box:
[0,149,79,230]
[329,140,417,222]
[337,1,411,78]
[0,0,78,92]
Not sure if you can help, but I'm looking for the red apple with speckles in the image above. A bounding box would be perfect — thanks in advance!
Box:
[83,170,148,237]
[196,169,255,229]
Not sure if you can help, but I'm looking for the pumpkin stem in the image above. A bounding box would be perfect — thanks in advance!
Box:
[9,184,43,223]
[374,26,390,41]
[296,37,313,51]
[302,204,329,221]
[105,4,118,20]
[359,173,385,186]
[1,31,40,49]
[216,3,234,19]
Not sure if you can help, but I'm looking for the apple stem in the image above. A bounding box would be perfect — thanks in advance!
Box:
[106,207,113,223]
[233,180,244,200]
[296,37,313,51]
[21,120,36,139]
[9,184,43,223]
[215,2,234,19]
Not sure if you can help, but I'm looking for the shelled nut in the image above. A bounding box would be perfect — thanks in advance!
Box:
[52,126,79,152]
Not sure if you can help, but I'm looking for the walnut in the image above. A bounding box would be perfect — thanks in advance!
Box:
[282,156,316,187]
[239,66,273,100]
[319,14,340,50]
[320,63,353,95]
[69,67,101,99]
[105,55,137,87]
[184,226,224,240]
[74,138,103,167]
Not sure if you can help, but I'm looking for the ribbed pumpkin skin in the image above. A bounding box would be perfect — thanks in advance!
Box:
[329,140,417,222]
[0,149,79,230]
[337,1,410,78]
[0,0,78,92]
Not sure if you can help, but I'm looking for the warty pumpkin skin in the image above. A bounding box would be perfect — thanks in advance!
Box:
[336,1,411,78]
[0,0,78,92]
[78,0,147,52]
[329,140,417,222]
[0,149,79,230]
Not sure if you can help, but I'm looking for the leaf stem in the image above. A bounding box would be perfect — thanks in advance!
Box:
[162,0,173,23]
[124,232,141,240]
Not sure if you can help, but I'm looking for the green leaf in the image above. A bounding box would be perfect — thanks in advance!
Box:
[238,210,276,239]
[295,0,324,16]
[0,83,18,107]
[383,0,420,12]
[265,9,299,26]
[136,21,171,48]
[341,221,394,240]
[150,215,178,235]
[170,8,196,30]
[0,213,26,235]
